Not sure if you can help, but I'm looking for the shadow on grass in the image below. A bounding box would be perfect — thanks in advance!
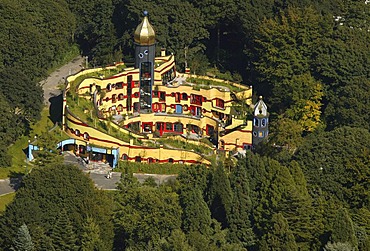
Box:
[49,93,63,124]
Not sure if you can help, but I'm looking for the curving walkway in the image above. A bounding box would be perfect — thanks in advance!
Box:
[41,56,84,105]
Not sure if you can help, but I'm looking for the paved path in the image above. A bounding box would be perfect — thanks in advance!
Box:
[0,179,16,196]
[41,56,84,105]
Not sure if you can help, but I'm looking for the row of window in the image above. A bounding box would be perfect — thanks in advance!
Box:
[127,121,216,136]
[106,82,125,91]
[253,118,268,128]
[152,91,224,109]
[106,102,225,121]
[72,129,90,140]
[104,89,225,111]
[253,131,268,138]
[122,154,181,164]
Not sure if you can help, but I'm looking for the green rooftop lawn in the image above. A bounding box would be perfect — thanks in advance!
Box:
[156,137,213,156]
[186,77,245,93]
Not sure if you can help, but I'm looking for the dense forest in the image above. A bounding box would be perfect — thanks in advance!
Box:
[0,0,369,250]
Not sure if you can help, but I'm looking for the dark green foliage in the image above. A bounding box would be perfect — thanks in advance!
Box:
[161,229,194,251]
[34,131,64,168]
[0,164,113,250]
[12,223,34,251]
[330,208,358,250]
[352,208,370,250]
[312,24,370,130]
[177,164,210,194]
[0,0,76,79]
[80,217,103,251]
[114,180,182,249]
[0,92,24,147]
[0,141,11,168]
[0,46,44,158]
[50,209,78,251]
[245,153,320,249]
[114,0,208,69]
[207,163,233,229]
[294,127,370,209]
[180,187,212,236]
[260,213,298,251]
[142,176,158,187]
[227,157,255,248]
[67,0,117,65]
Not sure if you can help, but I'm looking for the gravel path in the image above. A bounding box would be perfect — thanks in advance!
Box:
[41,56,84,105]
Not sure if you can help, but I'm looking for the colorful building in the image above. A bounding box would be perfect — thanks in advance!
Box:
[61,12,269,167]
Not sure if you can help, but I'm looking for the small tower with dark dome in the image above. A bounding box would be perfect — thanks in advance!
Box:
[252,96,269,147]
[134,11,156,113]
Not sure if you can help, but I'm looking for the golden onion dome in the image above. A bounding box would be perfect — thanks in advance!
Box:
[134,11,155,45]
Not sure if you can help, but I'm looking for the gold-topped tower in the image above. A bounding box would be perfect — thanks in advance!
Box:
[134,11,155,45]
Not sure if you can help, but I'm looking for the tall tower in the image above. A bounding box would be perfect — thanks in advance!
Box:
[134,11,156,113]
[252,96,269,147]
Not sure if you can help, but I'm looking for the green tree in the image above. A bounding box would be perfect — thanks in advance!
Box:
[0,164,113,250]
[0,68,43,124]
[294,127,370,209]
[253,7,324,114]
[114,184,182,249]
[227,157,255,248]
[330,208,358,250]
[12,224,34,251]
[142,176,158,187]
[161,229,194,251]
[116,0,208,69]
[0,92,24,147]
[0,0,75,79]
[0,141,11,168]
[80,217,102,251]
[177,164,210,195]
[312,22,370,130]
[260,213,298,251]
[67,0,117,65]
[207,163,233,229]
[50,209,78,251]
[246,153,319,249]
[33,130,63,168]
[180,187,212,236]
[352,208,370,250]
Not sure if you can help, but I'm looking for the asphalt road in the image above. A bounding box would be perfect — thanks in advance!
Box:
[41,56,84,106]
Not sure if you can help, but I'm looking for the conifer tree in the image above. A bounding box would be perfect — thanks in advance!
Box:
[207,163,233,228]
[50,209,78,251]
[228,157,255,248]
[37,235,54,251]
[287,161,322,249]
[260,213,298,251]
[12,223,34,251]
[162,229,194,251]
[330,208,358,250]
[180,187,212,236]
[80,217,102,251]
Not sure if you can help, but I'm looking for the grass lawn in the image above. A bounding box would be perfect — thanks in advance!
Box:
[0,193,15,214]
[0,107,58,179]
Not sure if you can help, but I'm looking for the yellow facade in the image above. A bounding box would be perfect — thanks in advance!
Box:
[62,15,261,167]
